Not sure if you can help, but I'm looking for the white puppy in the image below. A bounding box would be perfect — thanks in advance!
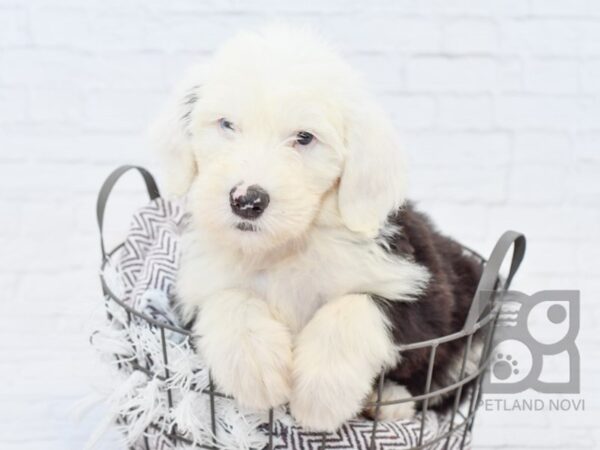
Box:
[154,25,482,432]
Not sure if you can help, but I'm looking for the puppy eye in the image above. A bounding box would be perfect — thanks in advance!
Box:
[295,131,315,147]
[218,118,235,132]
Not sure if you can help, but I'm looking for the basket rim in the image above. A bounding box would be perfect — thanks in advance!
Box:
[99,242,497,349]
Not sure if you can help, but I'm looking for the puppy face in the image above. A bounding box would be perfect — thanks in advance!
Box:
[155,26,407,253]
[186,47,346,252]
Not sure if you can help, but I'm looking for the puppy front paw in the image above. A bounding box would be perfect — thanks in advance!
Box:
[195,298,293,410]
[204,331,292,410]
[289,294,397,431]
[290,362,369,431]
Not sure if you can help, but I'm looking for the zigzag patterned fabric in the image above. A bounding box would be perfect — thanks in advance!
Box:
[104,197,470,450]
[119,198,184,304]
[269,413,467,450]
[119,197,186,330]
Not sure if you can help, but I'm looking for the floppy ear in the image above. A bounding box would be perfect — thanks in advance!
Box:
[151,68,203,197]
[338,99,407,237]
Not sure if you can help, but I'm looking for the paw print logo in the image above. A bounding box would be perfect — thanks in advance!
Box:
[492,353,519,380]
[483,290,580,394]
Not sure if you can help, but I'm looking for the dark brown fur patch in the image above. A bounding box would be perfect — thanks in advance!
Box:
[373,202,485,412]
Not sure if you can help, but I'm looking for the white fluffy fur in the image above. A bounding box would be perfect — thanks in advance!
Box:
[193,288,293,410]
[290,294,399,431]
[428,340,484,407]
[365,382,416,422]
[155,25,429,431]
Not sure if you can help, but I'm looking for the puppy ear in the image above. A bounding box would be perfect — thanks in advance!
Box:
[151,68,203,197]
[338,100,407,237]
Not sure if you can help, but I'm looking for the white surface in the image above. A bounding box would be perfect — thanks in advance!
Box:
[0,0,598,448]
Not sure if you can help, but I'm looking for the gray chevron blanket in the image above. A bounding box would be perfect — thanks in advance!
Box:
[93,197,471,450]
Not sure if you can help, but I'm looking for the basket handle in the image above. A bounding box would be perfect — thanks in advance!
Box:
[463,230,526,332]
[96,165,160,260]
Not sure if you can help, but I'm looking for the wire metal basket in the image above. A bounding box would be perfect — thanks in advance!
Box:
[96,165,526,450]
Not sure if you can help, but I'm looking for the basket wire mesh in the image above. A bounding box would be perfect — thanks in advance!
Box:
[96,165,526,450]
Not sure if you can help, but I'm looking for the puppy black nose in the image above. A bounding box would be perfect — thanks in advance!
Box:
[229,184,270,219]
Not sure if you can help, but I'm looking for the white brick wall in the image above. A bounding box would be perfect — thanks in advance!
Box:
[1,1,598,448]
